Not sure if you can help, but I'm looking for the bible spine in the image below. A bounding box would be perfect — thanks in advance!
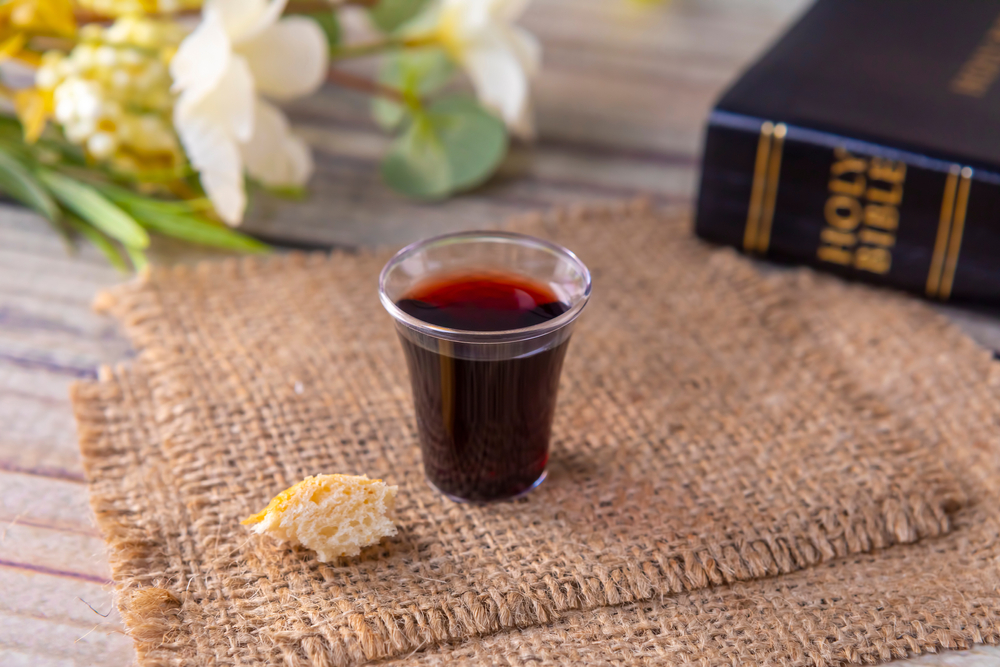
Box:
[695,111,1000,303]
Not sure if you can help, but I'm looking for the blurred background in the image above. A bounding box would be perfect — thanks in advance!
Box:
[254,0,810,247]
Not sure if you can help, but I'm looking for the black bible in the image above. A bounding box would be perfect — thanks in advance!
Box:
[695,0,1000,302]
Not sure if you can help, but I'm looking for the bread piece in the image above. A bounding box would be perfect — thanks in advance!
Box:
[241,474,398,561]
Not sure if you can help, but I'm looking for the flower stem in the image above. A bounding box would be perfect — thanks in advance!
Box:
[326,68,408,104]
[330,38,403,60]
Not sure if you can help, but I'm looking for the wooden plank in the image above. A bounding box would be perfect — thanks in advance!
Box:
[0,206,135,664]
[1,472,98,534]
[0,603,131,667]
[0,212,131,484]
[0,524,111,584]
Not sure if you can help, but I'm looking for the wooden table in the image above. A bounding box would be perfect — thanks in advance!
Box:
[3,0,999,664]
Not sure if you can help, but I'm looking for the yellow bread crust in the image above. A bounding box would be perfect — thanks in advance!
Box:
[241,474,384,526]
[242,473,398,560]
[240,474,382,526]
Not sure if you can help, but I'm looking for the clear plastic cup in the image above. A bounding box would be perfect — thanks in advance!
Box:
[379,232,592,502]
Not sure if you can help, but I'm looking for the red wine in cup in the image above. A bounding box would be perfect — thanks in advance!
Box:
[395,271,571,502]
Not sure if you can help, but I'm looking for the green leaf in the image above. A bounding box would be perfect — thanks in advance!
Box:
[368,0,429,33]
[382,115,452,199]
[373,96,409,132]
[126,246,148,272]
[0,149,58,221]
[129,206,269,253]
[431,97,509,191]
[373,47,454,130]
[0,115,90,168]
[64,215,129,272]
[381,96,508,199]
[36,170,150,249]
[385,47,455,95]
[96,181,266,252]
[0,118,29,151]
[296,11,340,46]
[90,180,214,215]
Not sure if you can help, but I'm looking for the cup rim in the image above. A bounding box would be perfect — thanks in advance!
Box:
[379,230,592,344]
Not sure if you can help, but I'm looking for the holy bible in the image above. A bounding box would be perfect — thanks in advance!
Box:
[695,0,1000,302]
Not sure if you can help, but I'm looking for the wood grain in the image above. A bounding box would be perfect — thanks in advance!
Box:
[1,209,134,666]
[1,0,997,665]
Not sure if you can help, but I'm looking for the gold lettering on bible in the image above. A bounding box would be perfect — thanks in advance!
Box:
[816,148,904,275]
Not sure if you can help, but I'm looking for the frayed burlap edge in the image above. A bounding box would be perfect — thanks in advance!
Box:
[73,369,184,663]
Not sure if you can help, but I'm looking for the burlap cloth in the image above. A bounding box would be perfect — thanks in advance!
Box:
[71,201,1000,666]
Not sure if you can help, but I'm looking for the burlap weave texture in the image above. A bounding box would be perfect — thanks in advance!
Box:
[72,202,997,666]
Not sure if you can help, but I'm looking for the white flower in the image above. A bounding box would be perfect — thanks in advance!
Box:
[412,0,540,139]
[170,0,328,225]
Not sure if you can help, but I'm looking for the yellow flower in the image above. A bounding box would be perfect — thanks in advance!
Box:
[35,16,186,172]
[14,88,53,143]
[0,0,76,65]
[0,33,28,62]
[1,0,75,38]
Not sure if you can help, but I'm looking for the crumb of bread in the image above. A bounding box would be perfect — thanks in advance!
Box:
[241,474,398,561]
